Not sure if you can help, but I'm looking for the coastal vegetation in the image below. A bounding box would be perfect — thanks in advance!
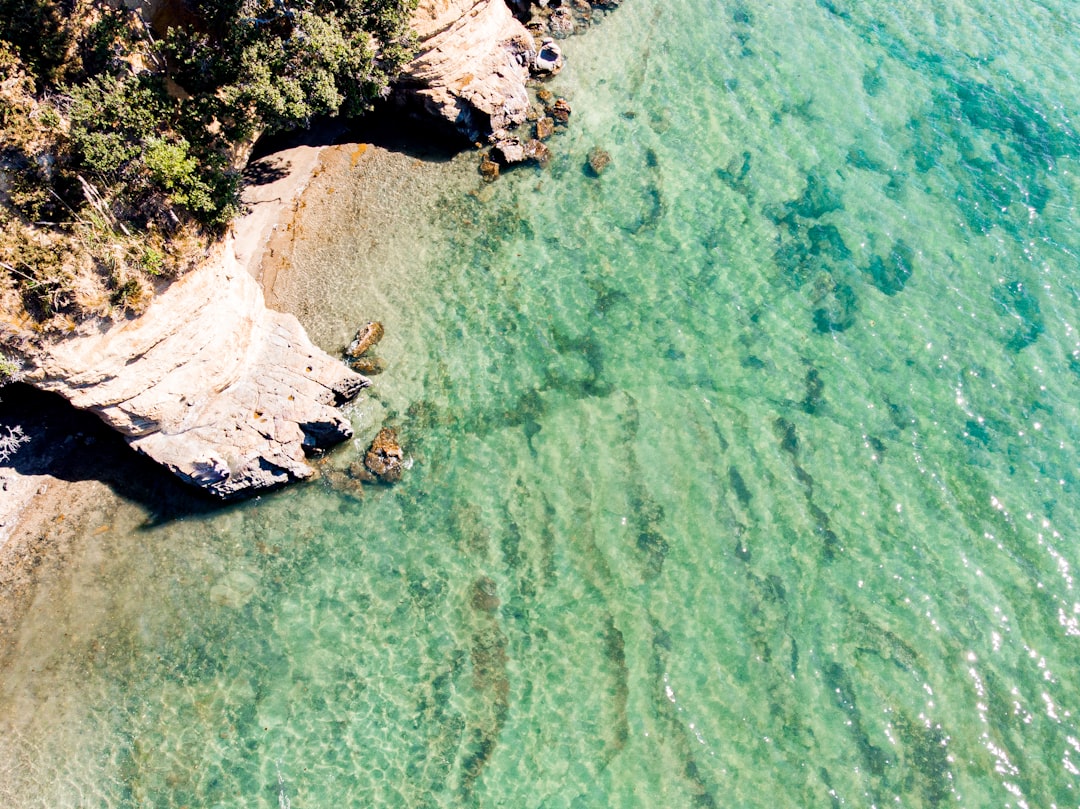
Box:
[0,0,417,326]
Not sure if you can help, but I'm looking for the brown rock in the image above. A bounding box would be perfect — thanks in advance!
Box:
[348,460,378,483]
[586,146,612,176]
[364,427,405,483]
[524,139,551,165]
[550,98,572,124]
[537,88,554,103]
[345,321,384,358]
[470,576,501,612]
[349,356,387,375]
[535,116,554,140]
[479,155,500,181]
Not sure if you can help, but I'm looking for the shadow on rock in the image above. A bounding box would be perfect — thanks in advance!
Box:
[0,383,224,524]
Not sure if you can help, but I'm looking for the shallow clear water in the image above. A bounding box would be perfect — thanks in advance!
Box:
[5,0,1080,805]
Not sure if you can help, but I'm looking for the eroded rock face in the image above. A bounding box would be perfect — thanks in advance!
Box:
[20,240,368,498]
[399,0,537,141]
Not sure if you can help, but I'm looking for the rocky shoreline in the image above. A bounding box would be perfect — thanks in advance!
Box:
[0,0,621,540]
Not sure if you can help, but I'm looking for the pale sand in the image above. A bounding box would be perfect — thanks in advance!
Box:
[0,128,343,629]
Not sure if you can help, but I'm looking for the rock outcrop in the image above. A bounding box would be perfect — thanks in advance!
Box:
[399,0,537,141]
[353,427,406,483]
[16,240,367,498]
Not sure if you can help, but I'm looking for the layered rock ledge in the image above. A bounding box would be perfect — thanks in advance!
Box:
[399,0,537,140]
[13,241,367,498]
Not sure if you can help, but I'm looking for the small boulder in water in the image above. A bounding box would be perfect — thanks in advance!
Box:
[346,321,384,358]
[479,155,500,181]
[524,139,551,165]
[550,98,572,124]
[586,146,612,176]
[349,355,387,375]
[534,38,563,73]
[494,137,526,164]
[548,7,574,36]
[363,427,406,483]
[535,116,555,140]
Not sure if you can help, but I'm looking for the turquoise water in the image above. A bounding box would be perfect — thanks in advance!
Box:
[5,0,1080,805]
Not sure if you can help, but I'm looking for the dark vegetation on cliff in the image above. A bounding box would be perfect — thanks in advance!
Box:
[0,0,416,329]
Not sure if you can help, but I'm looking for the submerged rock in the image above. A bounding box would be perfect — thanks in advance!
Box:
[361,427,406,483]
[349,355,387,375]
[479,155,500,181]
[535,116,554,140]
[586,146,611,176]
[550,97,572,124]
[346,321,384,358]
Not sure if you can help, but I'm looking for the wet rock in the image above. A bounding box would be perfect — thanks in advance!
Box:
[550,97,572,124]
[523,139,551,165]
[346,321,384,358]
[535,116,555,140]
[363,427,406,483]
[586,146,611,176]
[479,155,500,181]
[349,355,387,375]
[347,460,377,483]
[537,88,554,104]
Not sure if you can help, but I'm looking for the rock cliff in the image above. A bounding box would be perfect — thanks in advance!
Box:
[14,241,367,498]
[399,0,537,140]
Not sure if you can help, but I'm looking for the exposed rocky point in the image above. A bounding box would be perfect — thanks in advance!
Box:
[535,116,554,140]
[358,427,406,483]
[16,240,367,498]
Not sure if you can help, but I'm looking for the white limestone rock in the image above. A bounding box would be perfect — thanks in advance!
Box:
[20,240,367,498]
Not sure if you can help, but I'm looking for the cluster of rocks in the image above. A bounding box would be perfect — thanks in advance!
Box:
[513,0,624,40]
[481,90,573,177]
[338,322,406,485]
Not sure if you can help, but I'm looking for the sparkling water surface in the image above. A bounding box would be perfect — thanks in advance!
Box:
[4,0,1080,805]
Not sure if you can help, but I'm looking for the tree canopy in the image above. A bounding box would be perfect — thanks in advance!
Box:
[0,0,416,322]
